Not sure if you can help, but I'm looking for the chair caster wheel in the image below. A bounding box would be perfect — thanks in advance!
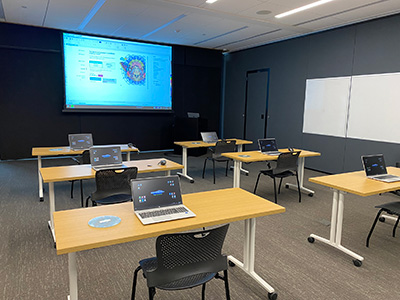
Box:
[353,259,362,267]
[285,184,289,189]
[307,237,315,243]
[228,261,235,267]
[308,193,314,197]
[190,180,194,183]
[40,197,44,202]
[379,217,385,222]
[268,292,278,300]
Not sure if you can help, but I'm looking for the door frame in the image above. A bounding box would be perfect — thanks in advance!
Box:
[243,68,271,141]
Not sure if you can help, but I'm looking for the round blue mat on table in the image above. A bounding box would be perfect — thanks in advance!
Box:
[88,215,121,228]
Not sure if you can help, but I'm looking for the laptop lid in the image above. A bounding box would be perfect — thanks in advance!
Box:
[258,138,278,153]
[131,175,183,212]
[90,146,122,168]
[201,132,218,143]
[69,133,93,150]
[361,154,387,176]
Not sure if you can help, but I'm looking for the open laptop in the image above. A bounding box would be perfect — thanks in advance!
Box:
[258,138,281,156]
[131,175,196,225]
[90,146,125,171]
[201,131,219,143]
[68,133,93,151]
[361,154,400,183]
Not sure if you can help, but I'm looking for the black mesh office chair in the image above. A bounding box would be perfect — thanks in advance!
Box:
[202,140,236,184]
[366,201,400,247]
[131,224,231,300]
[70,150,90,207]
[85,167,138,207]
[254,151,301,204]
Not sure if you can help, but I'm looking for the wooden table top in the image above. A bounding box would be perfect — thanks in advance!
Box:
[221,148,321,163]
[174,139,253,148]
[309,167,400,196]
[40,158,183,183]
[32,144,139,156]
[54,188,285,255]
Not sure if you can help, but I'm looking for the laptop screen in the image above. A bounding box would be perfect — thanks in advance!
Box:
[201,132,218,143]
[362,154,387,176]
[131,175,183,211]
[69,133,93,150]
[90,146,122,166]
[258,138,278,153]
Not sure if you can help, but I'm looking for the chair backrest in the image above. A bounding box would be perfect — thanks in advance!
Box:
[95,167,138,192]
[213,140,236,157]
[145,224,229,287]
[273,151,301,174]
[81,150,91,164]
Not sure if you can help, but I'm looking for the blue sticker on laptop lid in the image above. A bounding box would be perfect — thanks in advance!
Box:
[88,215,121,228]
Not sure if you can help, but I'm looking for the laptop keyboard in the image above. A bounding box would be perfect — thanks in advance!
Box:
[376,174,397,179]
[139,207,188,219]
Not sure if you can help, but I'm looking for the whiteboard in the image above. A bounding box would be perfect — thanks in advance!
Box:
[347,72,400,144]
[302,77,351,138]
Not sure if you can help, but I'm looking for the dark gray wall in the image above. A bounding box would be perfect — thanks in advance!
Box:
[223,13,400,174]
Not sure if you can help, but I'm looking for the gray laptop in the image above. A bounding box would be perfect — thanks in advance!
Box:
[69,133,93,151]
[90,146,125,171]
[201,131,219,143]
[361,154,400,183]
[258,138,281,156]
[131,175,196,225]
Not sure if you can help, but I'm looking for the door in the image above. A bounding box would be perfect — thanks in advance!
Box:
[244,69,270,150]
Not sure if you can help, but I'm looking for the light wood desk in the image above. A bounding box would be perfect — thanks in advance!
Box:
[41,158,183,243]
[308,167,400,266]
[32,144,139,201]
[54,188,285,300]
[174,139,253,183]
[222,149,321,194]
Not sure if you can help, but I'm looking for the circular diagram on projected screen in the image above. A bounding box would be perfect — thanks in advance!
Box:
[120,55,146,85]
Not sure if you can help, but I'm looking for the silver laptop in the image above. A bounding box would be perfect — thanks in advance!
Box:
[131,175,196,225]
[201,132,219,143]
[258,138,281,156]
[69,133,93,151]
[361,154,400,183]
[90,146,125,171]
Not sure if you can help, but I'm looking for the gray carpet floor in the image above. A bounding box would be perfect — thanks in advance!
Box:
[0,151,399,300]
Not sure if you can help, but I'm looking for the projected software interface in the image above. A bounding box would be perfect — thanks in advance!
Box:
[63,33,172,111]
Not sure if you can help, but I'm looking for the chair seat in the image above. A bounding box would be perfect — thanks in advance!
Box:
[91,188,131,205]
[260,169,295,178]
[375,201,400,215]
[366,201,400,247]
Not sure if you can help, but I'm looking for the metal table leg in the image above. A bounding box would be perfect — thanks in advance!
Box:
[308,189,364,266]
[38,156,44,201]
[177,147,194,183]
[228,218,277,299]
[286,157,315,196]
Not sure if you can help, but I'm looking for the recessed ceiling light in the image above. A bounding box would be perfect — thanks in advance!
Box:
[206,0,218,4]
[21,6,27,9]
[275,0,334,19]
[256,10,271,15]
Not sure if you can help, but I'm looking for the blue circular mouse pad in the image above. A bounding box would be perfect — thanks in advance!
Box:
[88,215,121,228]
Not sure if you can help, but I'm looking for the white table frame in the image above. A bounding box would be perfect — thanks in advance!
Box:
[177,144,248,183]
[36,146,135,201]
[308,189,364,266]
